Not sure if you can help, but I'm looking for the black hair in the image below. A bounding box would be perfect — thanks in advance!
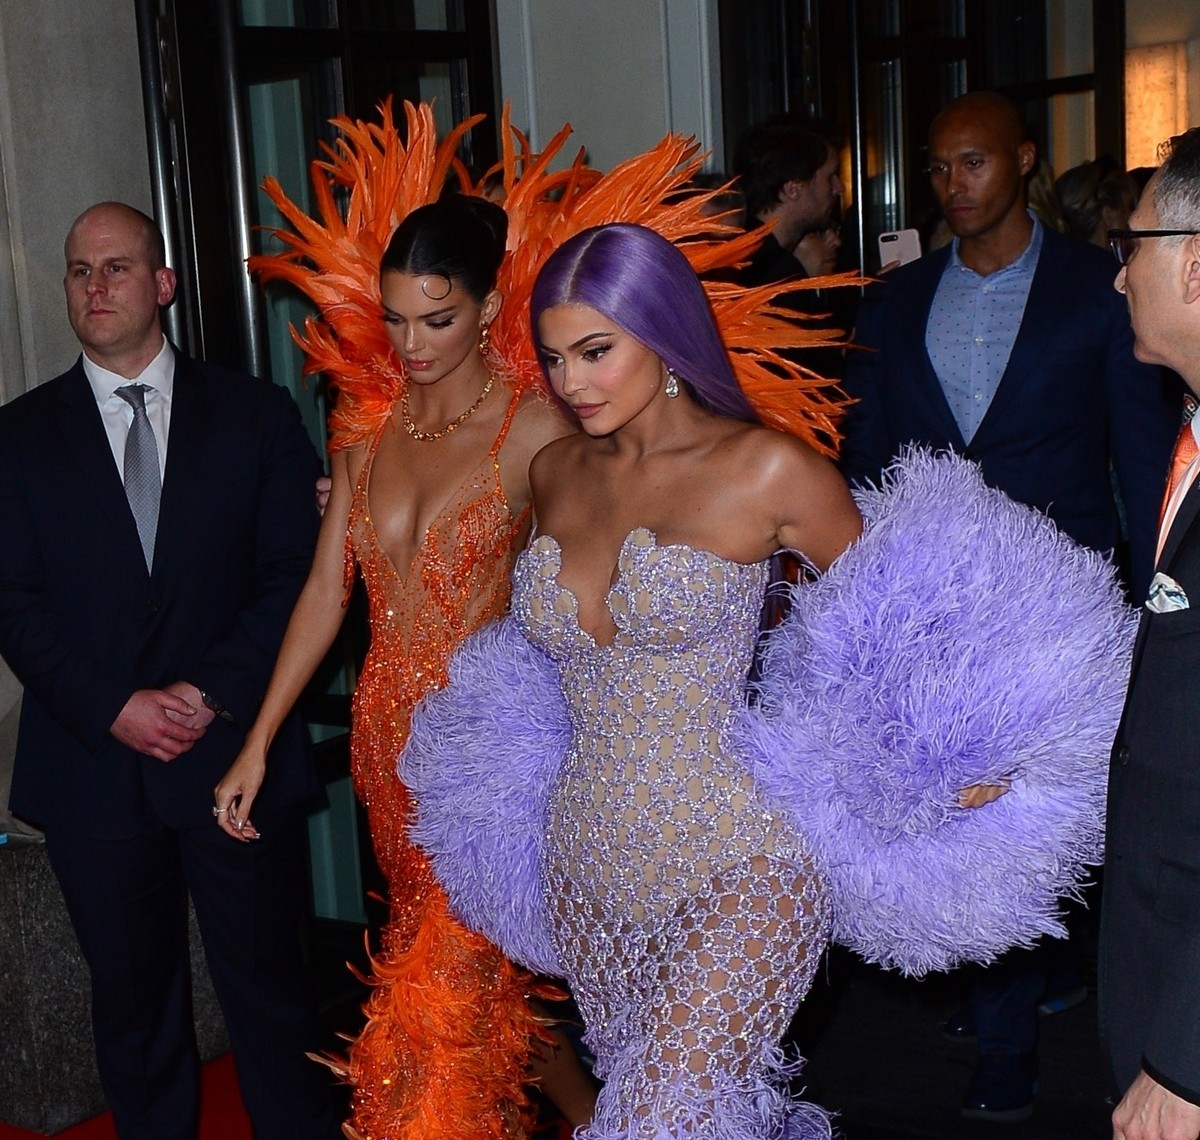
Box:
[380,194,508,301]
[733,116,839,222]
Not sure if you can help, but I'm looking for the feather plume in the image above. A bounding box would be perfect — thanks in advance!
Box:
[251,100,480,450]
[249,100,858,455]
[404,617,567,976]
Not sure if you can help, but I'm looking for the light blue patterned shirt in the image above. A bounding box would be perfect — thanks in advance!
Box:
[926,214,1043,443]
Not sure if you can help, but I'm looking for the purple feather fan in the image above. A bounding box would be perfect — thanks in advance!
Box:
[402,616,567,976]
[739,448,1137,975]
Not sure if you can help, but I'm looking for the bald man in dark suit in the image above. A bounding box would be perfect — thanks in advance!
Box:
[0,202,338,1140]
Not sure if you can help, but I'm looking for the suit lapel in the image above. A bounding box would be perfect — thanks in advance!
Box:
[55,363,149,580]
[153,351,208,583]
[903,249,967,448]
[1158,476,1200,575]
[972,229,1061,440]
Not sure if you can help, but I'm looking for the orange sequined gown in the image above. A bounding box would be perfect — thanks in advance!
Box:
[342,390,540,1139]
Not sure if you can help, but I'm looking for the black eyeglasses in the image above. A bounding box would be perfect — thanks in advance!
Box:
[1108,228,1200,265]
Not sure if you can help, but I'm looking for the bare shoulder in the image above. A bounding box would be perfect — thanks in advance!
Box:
[528,429,585,493]
[495,389,575,511]
[337,442,368,488]
[723,424,860,570]
[508,388,574,454]
[722,422,837,489]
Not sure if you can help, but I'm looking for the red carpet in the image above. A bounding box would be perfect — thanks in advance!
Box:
[0,1054,251,1140]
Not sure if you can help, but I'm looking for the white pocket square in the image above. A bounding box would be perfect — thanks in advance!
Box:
[1146,571,1190,613]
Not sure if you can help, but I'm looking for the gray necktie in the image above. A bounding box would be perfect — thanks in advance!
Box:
[115,384,161,570]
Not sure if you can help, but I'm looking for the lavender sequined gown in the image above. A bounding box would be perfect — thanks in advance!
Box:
[512,528,831,1139]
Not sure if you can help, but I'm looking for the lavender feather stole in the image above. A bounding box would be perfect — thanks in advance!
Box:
[404,449,1135,978]
[741,448,1135,974]
[403,618,567,976]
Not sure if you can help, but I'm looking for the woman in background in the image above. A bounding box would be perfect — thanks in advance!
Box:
[1056,156,1138,247]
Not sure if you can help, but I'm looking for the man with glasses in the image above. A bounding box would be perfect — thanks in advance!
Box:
[840,90,1178,1124]
[1102,126,1200,1140]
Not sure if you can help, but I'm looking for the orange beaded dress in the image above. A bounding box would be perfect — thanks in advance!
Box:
[340,392,540,1137]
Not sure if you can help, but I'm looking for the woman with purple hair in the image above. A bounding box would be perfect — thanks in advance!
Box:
[404,222,1130,1137]
[518,222,864,1135]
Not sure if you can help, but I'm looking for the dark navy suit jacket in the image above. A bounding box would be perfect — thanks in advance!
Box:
[0,349,321,838]
[1102,477,1200,1103]
[840,227,1179,601]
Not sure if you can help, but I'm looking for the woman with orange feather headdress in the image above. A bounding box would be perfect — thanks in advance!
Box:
[212,99,850,1139]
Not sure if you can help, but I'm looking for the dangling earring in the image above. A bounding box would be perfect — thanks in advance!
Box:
[665,367,680,399]
[479,323,492,358]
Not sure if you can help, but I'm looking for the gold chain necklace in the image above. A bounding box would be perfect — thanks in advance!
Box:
[401,372,494,441]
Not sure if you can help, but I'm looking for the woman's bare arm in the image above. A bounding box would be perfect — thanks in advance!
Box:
[766,435,864,570]
[214,449,358,838]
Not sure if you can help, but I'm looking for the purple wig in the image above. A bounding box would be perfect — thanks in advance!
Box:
[530,223,760,423]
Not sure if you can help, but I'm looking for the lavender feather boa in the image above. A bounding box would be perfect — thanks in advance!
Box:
[404,449,1135,978]
[741,448,1134,973]
[404,618,567,975]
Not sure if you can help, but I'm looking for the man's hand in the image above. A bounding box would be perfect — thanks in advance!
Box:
[162,680,217,731]
[315,475,332,516]
[1114,1071,1200,1140]
[110,689,206,761]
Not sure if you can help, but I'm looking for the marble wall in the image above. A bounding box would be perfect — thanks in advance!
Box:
[0,0,152,403]
[494,0,725,173]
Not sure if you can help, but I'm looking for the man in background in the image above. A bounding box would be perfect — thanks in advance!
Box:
[733,115,844,290]
[840,90,1177,1123]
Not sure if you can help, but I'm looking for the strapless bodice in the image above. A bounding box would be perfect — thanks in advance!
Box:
[512,526,804,918]
[512,525,769,674]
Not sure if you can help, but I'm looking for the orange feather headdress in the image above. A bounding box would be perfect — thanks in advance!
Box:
[250,98,860,456]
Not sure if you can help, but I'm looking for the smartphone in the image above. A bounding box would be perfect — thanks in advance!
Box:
[878,228,922,268]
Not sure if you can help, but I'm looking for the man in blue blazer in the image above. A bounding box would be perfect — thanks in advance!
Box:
[841,95,1176,606]
[840,93,1178,1122]
[1102,126,1200,1140]
[0,203,338,1139]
